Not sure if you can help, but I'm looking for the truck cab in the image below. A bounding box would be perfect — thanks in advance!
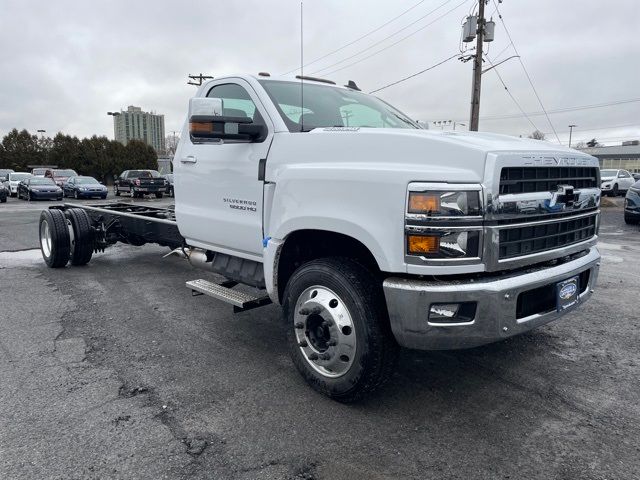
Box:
[40,74,601,401]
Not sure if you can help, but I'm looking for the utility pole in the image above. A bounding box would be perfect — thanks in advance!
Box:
[469,0,486,131]
[568,124,577,148]
[187,73,214,86]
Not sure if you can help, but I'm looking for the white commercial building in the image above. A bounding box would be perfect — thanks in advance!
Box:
[112,106,166,153]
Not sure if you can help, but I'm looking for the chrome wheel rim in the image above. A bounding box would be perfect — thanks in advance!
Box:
[294,286,356,378]
[40,219,52,257]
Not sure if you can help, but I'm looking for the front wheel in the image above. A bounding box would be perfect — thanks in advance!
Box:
[155,192,163,199]
[283,258,399,402]
[114,185,120,196]
[612,184,619,197]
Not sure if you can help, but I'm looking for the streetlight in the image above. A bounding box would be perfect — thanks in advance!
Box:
[36,129,46,137]
[568,124,577,148]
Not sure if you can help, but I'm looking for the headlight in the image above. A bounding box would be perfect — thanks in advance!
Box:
[407,230,481,258]
[406,185,483,262]
[408,190,481,216]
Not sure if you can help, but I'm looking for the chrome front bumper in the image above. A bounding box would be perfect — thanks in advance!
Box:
[383,247,600,350]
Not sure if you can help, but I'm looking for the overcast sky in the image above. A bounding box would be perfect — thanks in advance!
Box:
[1,0,638,146]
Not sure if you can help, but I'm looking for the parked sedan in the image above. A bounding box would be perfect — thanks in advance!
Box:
[624,180,640,225]
[17,177,63,201]
[0,183,8,203]
[4,172,32,197]
[63,176,108,199]
[600,169,635,196]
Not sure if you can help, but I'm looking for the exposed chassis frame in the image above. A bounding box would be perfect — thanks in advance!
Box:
[50,202,185,251]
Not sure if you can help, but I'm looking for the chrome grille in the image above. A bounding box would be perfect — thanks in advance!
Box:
[498,214,597,260]
[499,167,599,194]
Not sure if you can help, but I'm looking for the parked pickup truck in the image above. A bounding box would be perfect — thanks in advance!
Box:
[114,170,166,198]
[37,74,601,401]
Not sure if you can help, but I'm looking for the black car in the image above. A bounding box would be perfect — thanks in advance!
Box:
[17,177,63,201]
[114,170,166,198]
[0,183,8,203]
[624,180,640,225]
[165,173,174,197]
[64,176,108,199]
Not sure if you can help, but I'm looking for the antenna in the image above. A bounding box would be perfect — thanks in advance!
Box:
[300,1,304,133]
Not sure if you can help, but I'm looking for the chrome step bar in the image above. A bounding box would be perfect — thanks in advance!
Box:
[186,279,272,312]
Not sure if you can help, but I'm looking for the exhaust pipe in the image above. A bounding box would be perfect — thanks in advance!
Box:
[164,247,211,270]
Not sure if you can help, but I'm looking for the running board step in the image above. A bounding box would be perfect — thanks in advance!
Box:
[186,279,272,313]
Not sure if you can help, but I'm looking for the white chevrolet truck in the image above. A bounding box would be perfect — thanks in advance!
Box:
[38,74,601,401]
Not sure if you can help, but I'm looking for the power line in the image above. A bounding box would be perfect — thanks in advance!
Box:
[312,0,469,77]
[281,0,429,76]
[492,0,560,143]
[369,54,460,93]
[450,98,640,122]
[544,123,640,135]
[484,55,541,134]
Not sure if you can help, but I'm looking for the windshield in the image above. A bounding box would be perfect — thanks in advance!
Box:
[258,80,418,132]
[130,170,160,178]
[30,178,56,185]
[10,173,31,181]
[600,170,617,177]
[53,169,77,177]
[75,177,99,184]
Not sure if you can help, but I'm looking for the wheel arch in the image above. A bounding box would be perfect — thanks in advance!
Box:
[271,228,383,304]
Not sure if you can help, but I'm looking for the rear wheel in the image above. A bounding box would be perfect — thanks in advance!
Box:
[114,185,120,196]
[74,190,79,199]
[39,209,71,268]
[612,184,619,197]
[283,258,399,402]
[67,208,93,266]
[155,192,163,199]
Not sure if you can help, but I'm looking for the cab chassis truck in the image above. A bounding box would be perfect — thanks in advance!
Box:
[38,74,601,402]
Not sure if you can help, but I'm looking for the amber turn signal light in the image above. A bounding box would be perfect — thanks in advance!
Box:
[407,235,440,254]
[408,193,440,213]
[190,122,214,134]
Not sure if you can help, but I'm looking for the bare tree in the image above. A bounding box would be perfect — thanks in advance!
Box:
[574,141,587,149]
[528,130,546,140]
[586,138,600,148]
[165,134,180,156]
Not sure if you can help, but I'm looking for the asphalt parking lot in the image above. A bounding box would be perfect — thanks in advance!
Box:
[1,195,639,479]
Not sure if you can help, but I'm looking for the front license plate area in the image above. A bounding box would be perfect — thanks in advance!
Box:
[556,276,580,312]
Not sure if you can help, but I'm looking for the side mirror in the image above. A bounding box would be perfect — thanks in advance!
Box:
[189,97,266,142]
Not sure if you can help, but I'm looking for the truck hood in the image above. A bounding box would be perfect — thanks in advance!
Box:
[272,127,595,185]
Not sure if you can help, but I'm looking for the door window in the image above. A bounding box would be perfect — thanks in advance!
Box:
[207,83,264,124]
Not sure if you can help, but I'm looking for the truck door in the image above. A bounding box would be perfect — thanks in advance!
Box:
[176,80,273,259]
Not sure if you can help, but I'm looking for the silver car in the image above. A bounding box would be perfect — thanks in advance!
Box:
[600,169,635,197]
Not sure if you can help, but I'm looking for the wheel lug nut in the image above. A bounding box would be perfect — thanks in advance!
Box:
[318,353,331,360]
[294,322,304,329]
[298,340,308,347]
[309,353,319,360]
[298,306,322,316]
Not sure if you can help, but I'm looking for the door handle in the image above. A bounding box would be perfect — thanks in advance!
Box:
[181,155,197,164]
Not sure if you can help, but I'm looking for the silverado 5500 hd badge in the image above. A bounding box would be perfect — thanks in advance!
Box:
[223,197,257,212]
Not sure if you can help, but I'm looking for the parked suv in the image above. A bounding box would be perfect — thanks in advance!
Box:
[0,169,15,182]
[4,172,32,197]
[114,170,166,198]
[45,169,78,187]
[600,169,635,196]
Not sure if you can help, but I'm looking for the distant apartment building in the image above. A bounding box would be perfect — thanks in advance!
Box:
[112,106,166,153]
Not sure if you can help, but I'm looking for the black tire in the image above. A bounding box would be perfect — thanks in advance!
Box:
[624,213,640,225]
[612,184,619,197]
[155,192,163,199]
[67,208,93,266]
[39,209,71,268]
[114,185,120,196]
[283,258,399,402]
[74,190,79,199]
[0,196,6,203]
